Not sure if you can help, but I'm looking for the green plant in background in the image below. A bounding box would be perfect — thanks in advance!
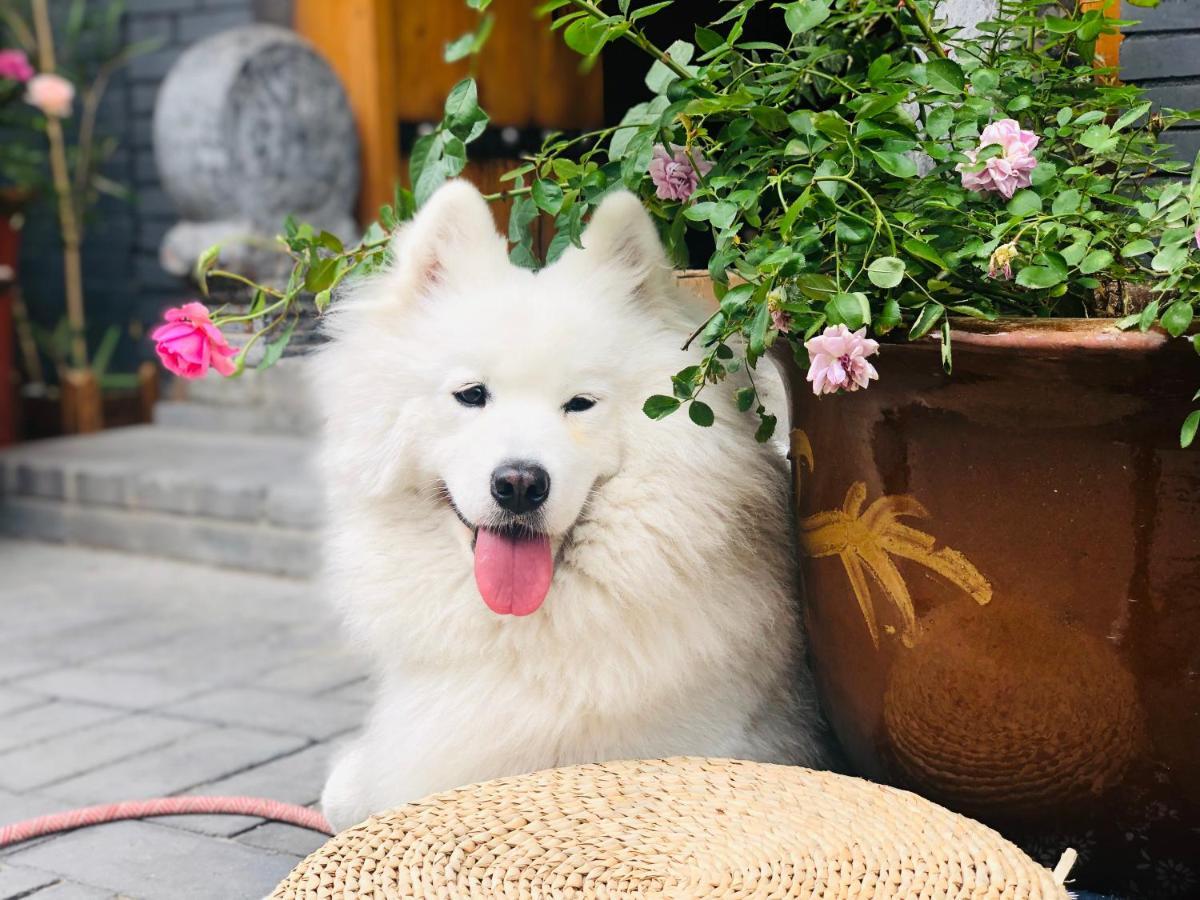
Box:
[189,0,1200,446]
[2,0,158,393]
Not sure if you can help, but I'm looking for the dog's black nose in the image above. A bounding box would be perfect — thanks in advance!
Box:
[491,462,550,514]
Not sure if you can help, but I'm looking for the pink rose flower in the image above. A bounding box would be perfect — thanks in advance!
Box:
[648,143,713,202]
[1194,225,1200,251]
[0,49,34,83]
[957,119,1039,200]
[25,73,74,118]
[152,302,238,379]
[805,324,880,396]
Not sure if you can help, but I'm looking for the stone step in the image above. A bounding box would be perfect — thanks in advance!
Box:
[0,425,321,577]
[154,400,313,436]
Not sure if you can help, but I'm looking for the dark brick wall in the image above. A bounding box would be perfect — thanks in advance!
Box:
[1122,0,1200,166]
[18,0,280,373]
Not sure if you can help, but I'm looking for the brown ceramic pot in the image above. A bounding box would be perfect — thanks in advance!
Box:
[781,318,1200,899]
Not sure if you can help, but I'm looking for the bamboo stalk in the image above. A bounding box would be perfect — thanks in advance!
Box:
[31,0,88,372]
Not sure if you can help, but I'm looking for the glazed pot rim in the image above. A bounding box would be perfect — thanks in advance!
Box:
[673,270,1188,353]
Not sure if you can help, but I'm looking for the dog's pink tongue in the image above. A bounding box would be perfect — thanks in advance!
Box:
[473,529,553,616]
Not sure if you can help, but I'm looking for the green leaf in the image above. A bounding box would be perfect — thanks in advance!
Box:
[443,78,489,142]
[1079,249,1113,275]
[1139,299,1161,332]
[643,394,681,420]
[1153,246,1188,273]
[508,193,538,244]
[531,180,564,215]
[782,0,830,35]
[876,298,902,334]
[940,319,953,373]
[925,106,954,139]
[1052,189,1082,215]
[869,149,918,179]
[194,243,221,296]
[925,58,965,94]
[1112,101,1153,133]
[645,39,693,93]
[1007,189,1043,218]
[755,413,778,443]
[304,257,339,292]
[902,238,948,271]
[1162,300,1195,338]
[1182,410,1200,449]
[1121,239,1155,258]
[748,300,772,359]
[1016,265,1065,289]
[688,400,715,427]
[257,318,298,372]
[908,303,944,340]
[735,386,756,412]
[828,292,871,330]
[866,256,906,289]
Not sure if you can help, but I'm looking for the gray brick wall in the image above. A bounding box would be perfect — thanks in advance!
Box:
[1121,0,1200,165]
[18,0,281,374]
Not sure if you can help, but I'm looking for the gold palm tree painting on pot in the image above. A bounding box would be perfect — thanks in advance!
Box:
[791,430,992,648]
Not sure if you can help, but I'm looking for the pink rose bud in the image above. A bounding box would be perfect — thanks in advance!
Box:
[804,324,880,396]
[648,143,714,202]
[25,73,75,118]
[0,49,34,83]
[988,242,1019,281]
[957,119,1039,200]
[152,302,238,379]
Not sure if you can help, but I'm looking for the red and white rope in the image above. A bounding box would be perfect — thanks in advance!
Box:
[0,796,333,849]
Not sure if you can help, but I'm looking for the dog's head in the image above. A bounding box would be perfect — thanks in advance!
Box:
[318,181,705,617]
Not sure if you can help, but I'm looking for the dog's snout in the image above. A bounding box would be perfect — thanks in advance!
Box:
[490,462,550,514]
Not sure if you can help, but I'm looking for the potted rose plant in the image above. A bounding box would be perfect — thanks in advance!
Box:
[163,1,1198,895]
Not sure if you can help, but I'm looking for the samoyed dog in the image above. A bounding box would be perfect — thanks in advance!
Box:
[315,180,832,830]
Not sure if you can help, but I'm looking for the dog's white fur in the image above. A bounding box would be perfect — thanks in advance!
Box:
[314,181,831,830]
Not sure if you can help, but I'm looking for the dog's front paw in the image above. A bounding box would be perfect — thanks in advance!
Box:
[321,744,375,833]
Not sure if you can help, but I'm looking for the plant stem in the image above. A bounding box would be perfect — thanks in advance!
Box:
[481,186,532,202]
[898,0,949,60]
[32,0,88,370]
[564,0,693,80]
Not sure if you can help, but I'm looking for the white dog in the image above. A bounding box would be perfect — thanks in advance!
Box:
[314,181,833,831]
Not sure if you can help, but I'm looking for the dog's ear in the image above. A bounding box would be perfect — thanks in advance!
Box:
[578,191,671,296]
[389,180,506,298]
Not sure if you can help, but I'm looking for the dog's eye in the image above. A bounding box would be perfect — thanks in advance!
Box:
[454,385,488,408]
[563,395,596,414]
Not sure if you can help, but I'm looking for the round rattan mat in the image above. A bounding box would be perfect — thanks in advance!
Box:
[272,757,1069,899]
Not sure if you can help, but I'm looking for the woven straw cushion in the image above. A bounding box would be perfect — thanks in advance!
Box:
[273,757,1068,899]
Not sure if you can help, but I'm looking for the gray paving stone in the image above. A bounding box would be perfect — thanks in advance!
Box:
[21,879,115,899]
[13,667,207,711]
[0,687,47,718]
[41,726,309,806]
[164,688,363,740]
[0,714,205,793]
[151,813,265,840]
[255,656,366,696]
[0,862,57,898]
[5,820,301,900]
[234,821,326,860]
[0,702,124,755]
[0,787,63,822]
[193,743,334,808]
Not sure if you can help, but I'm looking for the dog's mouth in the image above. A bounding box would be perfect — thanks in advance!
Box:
[443,496,554,617]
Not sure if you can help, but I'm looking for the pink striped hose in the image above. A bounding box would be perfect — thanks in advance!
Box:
[0,796,333,849]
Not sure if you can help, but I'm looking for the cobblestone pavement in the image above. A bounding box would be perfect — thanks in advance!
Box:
[0,540,367,899]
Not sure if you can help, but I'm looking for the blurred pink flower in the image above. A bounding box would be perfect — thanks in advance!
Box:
[25,73,74,117]
[957,119,1039,200]
[0,49,34,83]
[648,143,713,202]
[805,324,880,396]
[1194,225,1200,250]
[152,302,238,379]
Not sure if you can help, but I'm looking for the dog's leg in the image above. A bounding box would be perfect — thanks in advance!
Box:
[321,740,375,833]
